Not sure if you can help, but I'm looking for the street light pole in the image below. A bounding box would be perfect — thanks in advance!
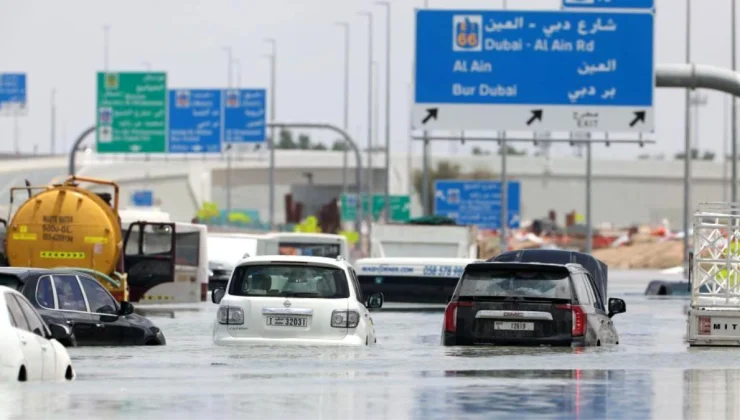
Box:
[376,1,391,222]
[234,59,242,89]
[682,0,691,278]
[421,0,430,216]
[359,11,374,240]
[732,0,738,201]
[103,25,110,71]
[223,46,234,216]
[265,38,277,230]
[335,22,350,198]
[51,89,56,155]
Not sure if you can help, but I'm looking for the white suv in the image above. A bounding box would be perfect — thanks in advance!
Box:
[212,255,384,346]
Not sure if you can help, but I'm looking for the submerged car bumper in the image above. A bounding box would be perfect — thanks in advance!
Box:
[213,327,365,346]
[442,332,583,347]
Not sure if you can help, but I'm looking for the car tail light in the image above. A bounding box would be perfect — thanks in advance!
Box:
[698,316,712,335]
[201,283,208,302]
[444,301,472,333]
[331,310,360,328]
[556,304,587,337]
[217,306,244,325]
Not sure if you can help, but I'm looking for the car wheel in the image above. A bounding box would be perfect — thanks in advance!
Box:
[17,366,26,382]
[65,366,74,380]
[597,340,601,347]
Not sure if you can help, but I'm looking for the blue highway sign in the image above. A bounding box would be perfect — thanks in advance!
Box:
[562,0,654,10]
[168,89,222,153]
[412,10,654,132]
[0,73,27,116]
[131,190,154,207]
[434,180,521,230]
[224,89,267,143]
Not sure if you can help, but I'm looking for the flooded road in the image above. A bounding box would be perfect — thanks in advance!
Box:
[4,270,740,420]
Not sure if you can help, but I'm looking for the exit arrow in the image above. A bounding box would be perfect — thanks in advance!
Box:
[422,108,438,124]
[629,111,646,127]
[526,109,543,126]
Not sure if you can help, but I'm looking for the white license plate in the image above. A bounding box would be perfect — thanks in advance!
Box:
[266,316,308,327]
[494,321,534,331]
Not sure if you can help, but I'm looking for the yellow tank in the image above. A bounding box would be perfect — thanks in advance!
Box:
[5,176,128,301]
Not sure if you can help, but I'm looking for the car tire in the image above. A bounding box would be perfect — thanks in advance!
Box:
[17,366,26,382]
[365,336,368,346]
[65,366,74,380]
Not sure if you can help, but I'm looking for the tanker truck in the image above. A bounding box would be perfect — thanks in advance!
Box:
[2,176,207,304]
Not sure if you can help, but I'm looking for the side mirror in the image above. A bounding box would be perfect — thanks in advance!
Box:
[212,288,226,304]
[118,301,134,316]
[446,295,452,303]
[608,298,626,318]
[366,292,384,309]
[48,323,72,341]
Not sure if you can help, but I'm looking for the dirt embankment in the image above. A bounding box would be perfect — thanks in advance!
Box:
[592,240,683,270]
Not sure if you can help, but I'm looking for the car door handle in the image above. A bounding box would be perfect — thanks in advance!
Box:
[66,320,74,326]
[96,323,104,328]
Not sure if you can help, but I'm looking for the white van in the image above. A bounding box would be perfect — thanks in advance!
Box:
[207,233,279,290]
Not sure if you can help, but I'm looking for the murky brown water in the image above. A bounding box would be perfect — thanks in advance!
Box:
[3,270,739,420]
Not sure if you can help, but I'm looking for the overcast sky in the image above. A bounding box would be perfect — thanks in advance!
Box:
[0,0,732,160]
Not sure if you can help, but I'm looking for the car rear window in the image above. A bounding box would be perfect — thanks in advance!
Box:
[458,269,571,300]
[0,274,22,291]
[229,264,350,299]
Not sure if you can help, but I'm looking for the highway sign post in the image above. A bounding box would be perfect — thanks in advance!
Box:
[224,89,267,143]
[96,72,167,153]
[168,89,222,153]
[562,0,654,10]
[413,10,655,132]
[0,73,27,116]
[340,194,411,222]
[433,180,521,230]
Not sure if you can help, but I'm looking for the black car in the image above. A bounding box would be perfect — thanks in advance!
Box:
[490,249,609,304]
[441,262,626,347]
[0,267,166,346]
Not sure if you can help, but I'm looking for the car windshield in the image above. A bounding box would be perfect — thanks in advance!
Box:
[228,264,350,299]
[208,236,258,268]
[459,269,571,300]
[0,273,22,290]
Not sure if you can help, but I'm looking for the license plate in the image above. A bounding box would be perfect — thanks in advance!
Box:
[266,316,308,327]
[494,321,534,331]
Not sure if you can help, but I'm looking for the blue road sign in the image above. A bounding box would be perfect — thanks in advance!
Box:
[132,190,154,207]
[412,10,654,133]
[168,89,222,153]
[434,180,521,230]
[223,89,266,143]
[0,73,27,116]
[562,0,654,10]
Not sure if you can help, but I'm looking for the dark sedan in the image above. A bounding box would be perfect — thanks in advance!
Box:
[0,267,166,347]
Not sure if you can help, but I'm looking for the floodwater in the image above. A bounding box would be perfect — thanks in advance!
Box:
[4,270,740,420]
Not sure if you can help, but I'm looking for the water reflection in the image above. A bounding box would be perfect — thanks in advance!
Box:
[414,370,653,420]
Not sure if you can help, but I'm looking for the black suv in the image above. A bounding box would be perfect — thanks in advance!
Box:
[441,261,626,347]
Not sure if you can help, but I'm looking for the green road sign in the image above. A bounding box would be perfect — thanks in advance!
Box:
[340,194,411,222]
[96,72,167,153]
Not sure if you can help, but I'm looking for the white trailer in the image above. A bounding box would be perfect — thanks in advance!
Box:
[686,202,740,346]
